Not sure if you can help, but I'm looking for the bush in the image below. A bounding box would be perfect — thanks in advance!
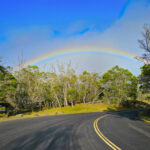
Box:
[143,109,150,116]
[120,100,134,108]
[146,94,150,100]
[120,100,150,109]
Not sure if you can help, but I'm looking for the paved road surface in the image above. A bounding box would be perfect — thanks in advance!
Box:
[0,110,150,150]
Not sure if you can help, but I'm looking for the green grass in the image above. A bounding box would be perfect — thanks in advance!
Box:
[137,100,150,124]
[0,103,119,122]
[0,100,150,122]
[140,115,150,123]
[139,109,150,123]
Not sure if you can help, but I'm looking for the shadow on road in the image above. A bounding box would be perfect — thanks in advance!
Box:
[103,100,150,123]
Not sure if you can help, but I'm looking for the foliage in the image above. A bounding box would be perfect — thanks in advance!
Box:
[139,109,150,123]
[139,64,150,93]
[101,66,138,104]
[0,66,17,109]
[120,100,150,109]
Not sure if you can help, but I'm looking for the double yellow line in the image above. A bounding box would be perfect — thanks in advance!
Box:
[93,114,121,150]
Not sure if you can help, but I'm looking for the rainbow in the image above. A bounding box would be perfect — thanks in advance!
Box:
[25,46,140,66]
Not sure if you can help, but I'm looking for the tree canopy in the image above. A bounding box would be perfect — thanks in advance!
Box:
[139,64,150,93]
[101,66,138,103]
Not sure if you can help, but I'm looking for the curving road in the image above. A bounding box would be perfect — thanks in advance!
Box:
[0,110,150,150]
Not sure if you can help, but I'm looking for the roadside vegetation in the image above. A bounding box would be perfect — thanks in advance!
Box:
[139,109,150,123]
[0,24,150,122]
[1,101,150,122]
[0,103,110,121]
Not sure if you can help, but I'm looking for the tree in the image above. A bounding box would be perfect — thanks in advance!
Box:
[137,24,150,64]
[79,71,102,103]
[49,72,63,108]
[101,66,138,104]
[136,24,150,95]
[15,65,45,111]
[0,65,18,113]
[58,63,78,107]
[139,64,150,93]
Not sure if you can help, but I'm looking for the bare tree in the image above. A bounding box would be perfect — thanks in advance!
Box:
[14,52,26,111]
[137,24,150,64]
[17,51,26,70]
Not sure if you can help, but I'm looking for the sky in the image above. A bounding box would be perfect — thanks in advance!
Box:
[0,0,150,75]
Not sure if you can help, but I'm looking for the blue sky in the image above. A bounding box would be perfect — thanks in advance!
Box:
[0,0,128,39]
[0,0,150,75]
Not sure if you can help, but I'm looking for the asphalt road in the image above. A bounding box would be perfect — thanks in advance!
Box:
[0,110,150,150]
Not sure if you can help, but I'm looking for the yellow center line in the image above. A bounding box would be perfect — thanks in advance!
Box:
[93,114,122,150]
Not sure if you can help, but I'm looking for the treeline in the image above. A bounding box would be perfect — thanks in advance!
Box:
[0,63,139,114]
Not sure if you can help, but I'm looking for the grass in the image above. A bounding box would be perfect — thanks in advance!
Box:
[0,100,150,122]
[0,103,122,122]
[139,109,150,123]
[137,100,150,123]
[140,115,150,123]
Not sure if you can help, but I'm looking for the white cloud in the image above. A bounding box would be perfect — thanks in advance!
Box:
[0,0,150,75]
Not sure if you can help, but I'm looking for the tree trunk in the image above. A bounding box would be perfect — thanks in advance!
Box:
[54,93,61,108]
[71,101,74,107]
[83,95,86,104]
[63,88,68,106]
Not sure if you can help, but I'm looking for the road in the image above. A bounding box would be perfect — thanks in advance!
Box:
[0,110,150,150]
